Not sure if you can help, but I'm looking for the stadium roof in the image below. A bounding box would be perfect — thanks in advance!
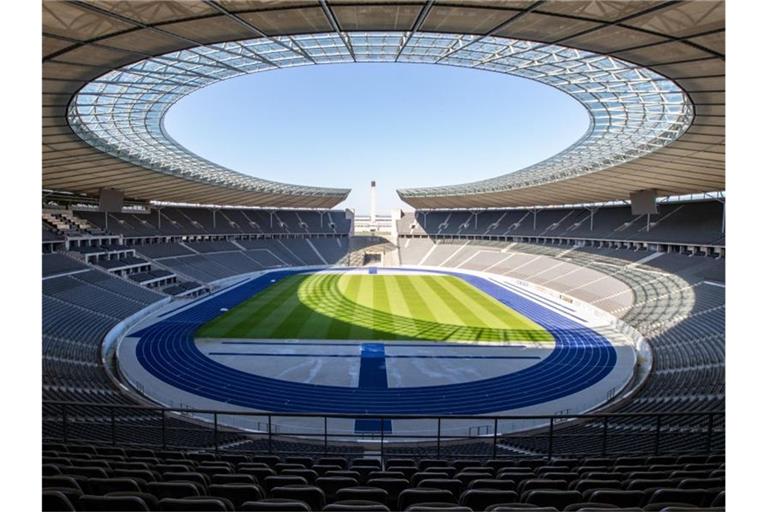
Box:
[43,1,724,210]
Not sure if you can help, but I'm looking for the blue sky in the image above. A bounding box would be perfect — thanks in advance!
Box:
[165,63,589,213]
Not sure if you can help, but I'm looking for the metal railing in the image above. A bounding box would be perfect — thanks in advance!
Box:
[43,401,724,460]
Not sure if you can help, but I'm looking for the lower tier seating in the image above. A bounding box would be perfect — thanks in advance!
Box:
[42,444,725,512]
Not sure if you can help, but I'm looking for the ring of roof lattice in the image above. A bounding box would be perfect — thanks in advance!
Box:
[43,1,725,209]
[68,31,693,208]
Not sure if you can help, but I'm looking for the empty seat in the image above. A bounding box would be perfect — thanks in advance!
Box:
[399,488,456,510]
[42,490,76,512]
[413,472,451,486]
[425,467,457,477]
[367,471,407,482]
[317,457,348,469]
[418,479,464,497]
[313,465,343,476]
[240,467,277,483]
[78,495,150,511]
[388,466,419,479]
[282,469,319,483]
[60,466,109,479]
[322,500,390,511]
[87,477,144,495]
[271,485,326,510]
[467,479,518,491]
[286,457,314,468]
[147,481,200,500]
[498,472,536,482]
[519,480,569,493]
[316,477,360,500]
[677,478,724,489]
[587,490,645,507]
[405,504,472,511]
[43,464,62,476]
[211,473,256,485]
[562,503,619,511]
[208,484,264,507]
[367,478,410,507]
[523,490,583,509]
[419,460,451,471]
[570,480,622,493]
[159,497,232,511]
[646,488,709,507]
[276,463,305,472]
[252,456,281,466]
[335,486,389,505]
[386,459,416,468]
[455,472,494,486]
[538,472,578,483]
[241,498,313,511]
[353,459,382,468]
[198,466,233,478]
[105,492,161,511]
[453,461,484,472]
[459,489,520,511]
[486,507,559,512]
[264,475,308,492]
[351,466,381,481]
[327,470,362,481]
[162,472,208,488]
[43,476,82,492]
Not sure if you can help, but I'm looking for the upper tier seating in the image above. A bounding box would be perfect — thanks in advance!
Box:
[76,208,351,238]
[397,200,724,246]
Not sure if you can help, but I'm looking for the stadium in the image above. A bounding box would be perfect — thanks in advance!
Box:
[40,1,727,511]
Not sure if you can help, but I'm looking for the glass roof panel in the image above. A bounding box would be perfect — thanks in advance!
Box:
[67,31,693,199]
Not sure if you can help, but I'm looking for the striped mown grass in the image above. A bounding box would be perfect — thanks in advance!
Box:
[197,273,553,342]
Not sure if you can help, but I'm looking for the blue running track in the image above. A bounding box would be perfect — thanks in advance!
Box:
[132,269,617,415]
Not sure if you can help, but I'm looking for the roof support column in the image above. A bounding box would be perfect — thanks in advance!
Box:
[587,206,600,232]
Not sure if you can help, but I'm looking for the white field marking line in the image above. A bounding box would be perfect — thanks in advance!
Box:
[417,241,439,265]
[306,239,328,265]
[482,253,515,272]
[703,280,725,288]
[439,240,470,266]
[557,247,576,258]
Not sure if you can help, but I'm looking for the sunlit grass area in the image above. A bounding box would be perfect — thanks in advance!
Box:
[197,273,553,342]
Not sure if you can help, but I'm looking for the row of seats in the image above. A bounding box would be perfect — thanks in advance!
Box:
[75,208,351,237]
[42,444,725,511]
[398,201,723,245]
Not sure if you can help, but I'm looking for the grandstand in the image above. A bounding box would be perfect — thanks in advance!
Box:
[39,1,726,511]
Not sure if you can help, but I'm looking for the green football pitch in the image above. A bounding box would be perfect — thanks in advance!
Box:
[197,273,553,342]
